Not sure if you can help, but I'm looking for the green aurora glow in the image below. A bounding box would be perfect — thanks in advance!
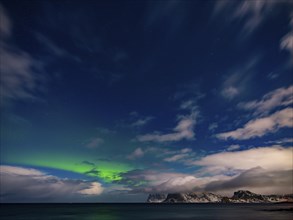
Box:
[5,154,133,182]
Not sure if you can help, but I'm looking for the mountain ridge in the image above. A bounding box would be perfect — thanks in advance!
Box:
[147,190,293,203]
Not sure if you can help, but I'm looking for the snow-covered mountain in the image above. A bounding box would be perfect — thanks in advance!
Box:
[163,192,223,203]
[147,190,293,203]
[230,190,293,203]
[147,194,167,203]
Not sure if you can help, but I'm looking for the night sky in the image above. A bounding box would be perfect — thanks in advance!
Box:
[0,0,292,202]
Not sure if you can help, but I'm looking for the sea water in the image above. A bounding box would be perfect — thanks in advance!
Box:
[1,203,292,220]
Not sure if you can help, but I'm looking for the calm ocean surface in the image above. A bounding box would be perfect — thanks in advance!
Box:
[1,203,292,220]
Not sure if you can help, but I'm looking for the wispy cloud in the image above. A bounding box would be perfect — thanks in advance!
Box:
[280,12,293,65]
[137,101,198,142]
[208,123,218,132]
[0,4,11,38]
[164,153,188,162]
[126,146,194,163]
[35,33,69,57]
[213,0,278,36]
[267,72,279,80]
[127,148,144,160]
[238,85,293,116]
[162,148,194,163]
[119,111,154,129]
[85,137,104,149]
[214,0,293,62]
[220,57,258,100]
[131,116,154,128]
[137,114,197,142]
[280,32,293,64]
[216,107,293,140]
[0,4,46,105]
[35,33,81,63]
[221,87,239,100]
[226,145,241,151]
[0,165,103,202]
[266,138,293,145]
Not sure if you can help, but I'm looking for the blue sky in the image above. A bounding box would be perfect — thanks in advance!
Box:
[0,0,292,202]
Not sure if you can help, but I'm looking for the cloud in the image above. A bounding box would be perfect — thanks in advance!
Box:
[267,72,279,80]
[0,165,104,202]
[127,148,144,160]
[192,146,293,173]
[137,116,196,142]
[204,167,293,195]
[120,170,185,186]
[180,100,197,110]
[35,33,81,62]
[149,167,293,195]
[116,169,200,193]
[164,153,188,162]
[78,182,103,195]
[151,176,198,193]
[0,46,45,105]
[131,116,154,127]
[144,174,232,194]
[220,57,258,100]
[0,4,11,38]
[215,0,293,62]
[180,148,192,153]
[213,0,278,36]
[238,85,293,115]
[266,138,293,145]
[35,33,69,57]
[280,12,293,65]
[0,4,46,105]
[120,112,154,128]
[127,146,194,163]
[226,145,241,151]
[137,101,198,142]
[208,123,218,131]
[1,166,44,176]
[280,31,293,61]
[145,146,196,164]
[85,137,104,149]
[221,87,239,100]
[162,148,194,163]
[118,167,291,195]
[118,147,292,195]
[216,107,293,140]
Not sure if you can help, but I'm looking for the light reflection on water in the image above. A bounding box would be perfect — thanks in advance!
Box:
[0,203,292,220]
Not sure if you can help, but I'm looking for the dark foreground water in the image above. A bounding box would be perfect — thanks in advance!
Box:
[1,203,292,220]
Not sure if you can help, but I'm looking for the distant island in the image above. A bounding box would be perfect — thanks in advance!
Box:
[147,190,293,203]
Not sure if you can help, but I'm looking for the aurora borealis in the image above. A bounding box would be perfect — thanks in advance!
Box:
[7,154,133,182]
[1,0,293,202]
